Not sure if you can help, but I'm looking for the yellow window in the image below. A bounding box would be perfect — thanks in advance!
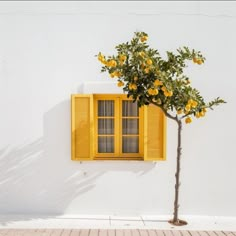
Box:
[94,95,144,160]
[71,94,166,161]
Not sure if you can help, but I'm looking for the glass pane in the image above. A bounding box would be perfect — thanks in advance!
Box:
[122,136,139,153]
[122,119,139,134]
[98,136,114,153]
[122,101,139,117]
[98,100,114,117]
[98,119,114,134]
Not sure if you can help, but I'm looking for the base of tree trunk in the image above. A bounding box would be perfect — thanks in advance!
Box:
[168,219,188,226]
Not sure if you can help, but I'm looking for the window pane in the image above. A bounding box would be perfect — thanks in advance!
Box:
[98,100,114,117]
[98,119,114,134]
[122,101,139,117]
[122,137,139,153]
[122,119,139,134]
[98,136,114,153]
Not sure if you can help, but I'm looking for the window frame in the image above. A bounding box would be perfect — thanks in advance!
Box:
[94,94,144,160]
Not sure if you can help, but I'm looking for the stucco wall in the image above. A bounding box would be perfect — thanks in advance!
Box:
[0,1,235,217]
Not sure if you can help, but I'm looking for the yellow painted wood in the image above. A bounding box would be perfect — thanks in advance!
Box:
[94,95,117,158]
[144,104,166,161]
[71,94,93,160]
[119,97,144,159]
[94,94,144,159]
[71,94,166,161]
[115,96,120,157]
[71,94,76,160]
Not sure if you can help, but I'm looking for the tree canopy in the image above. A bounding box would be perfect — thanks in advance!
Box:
[97,32,225,124]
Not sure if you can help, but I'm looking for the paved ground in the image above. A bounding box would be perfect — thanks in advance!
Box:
[0,215,236,232]
[0,229,236,236]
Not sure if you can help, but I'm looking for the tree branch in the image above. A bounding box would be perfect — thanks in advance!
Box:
[150,101,177,121]
[180,113,192,119]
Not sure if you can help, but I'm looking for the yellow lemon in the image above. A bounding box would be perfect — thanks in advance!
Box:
[98,56,103,62]
[106,60,111,67]
[114,71,122,77]
[193,57,203,65]
[177,109,183,115]
[197,59,203,65]
[98,53,104,62]
[164,91,172,97]
[139,51,146,58]
[161,86,167,92]
[185,104,191,111]
[191,100,198,108]
[129,83,137,90]
[187,99,193,105]
[140,36,148,42]
[153,89,158,95]
[119,54,126,62]
[193,57,198,63]
[148,88,158,95]
[185,117,192,124]
[112,71,121,77]
[107,60,117,67]
[200,111,205,117]
[117,81,124,87]
[98,54,107,65]
[146,59,153,65]
[154,79,163,86]
[164,91,169,97]
[195,112,200,118]
[110,72,115,78]
[112,60,117,67]
[101,58,107,65]
[148,88,154,95]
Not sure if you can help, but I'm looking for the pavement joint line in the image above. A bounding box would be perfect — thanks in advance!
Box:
[140,216,146,226]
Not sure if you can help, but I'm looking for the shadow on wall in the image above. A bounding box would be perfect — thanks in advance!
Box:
[0,99,156,225]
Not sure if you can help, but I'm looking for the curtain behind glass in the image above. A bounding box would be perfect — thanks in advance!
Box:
[122,101,139,153]
[98,100,114,153]
[122,101,139,117]
[98,100,114,117]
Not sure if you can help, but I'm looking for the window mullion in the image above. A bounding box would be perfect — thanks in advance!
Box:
[115,97,120,157]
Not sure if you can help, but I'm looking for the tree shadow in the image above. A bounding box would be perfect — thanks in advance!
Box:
[0,99,155,226]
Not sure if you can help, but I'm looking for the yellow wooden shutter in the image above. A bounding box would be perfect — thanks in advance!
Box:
[144,104,166,161]
[71,94,94,160]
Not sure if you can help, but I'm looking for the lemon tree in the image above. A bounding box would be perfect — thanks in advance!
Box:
[97,32,225,226]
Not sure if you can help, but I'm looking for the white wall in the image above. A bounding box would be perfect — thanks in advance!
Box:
[0,1,235,217]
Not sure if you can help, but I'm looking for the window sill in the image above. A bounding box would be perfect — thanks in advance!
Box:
[93,157,144,161]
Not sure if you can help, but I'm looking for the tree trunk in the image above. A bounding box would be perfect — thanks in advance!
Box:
[169,119,187,226]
